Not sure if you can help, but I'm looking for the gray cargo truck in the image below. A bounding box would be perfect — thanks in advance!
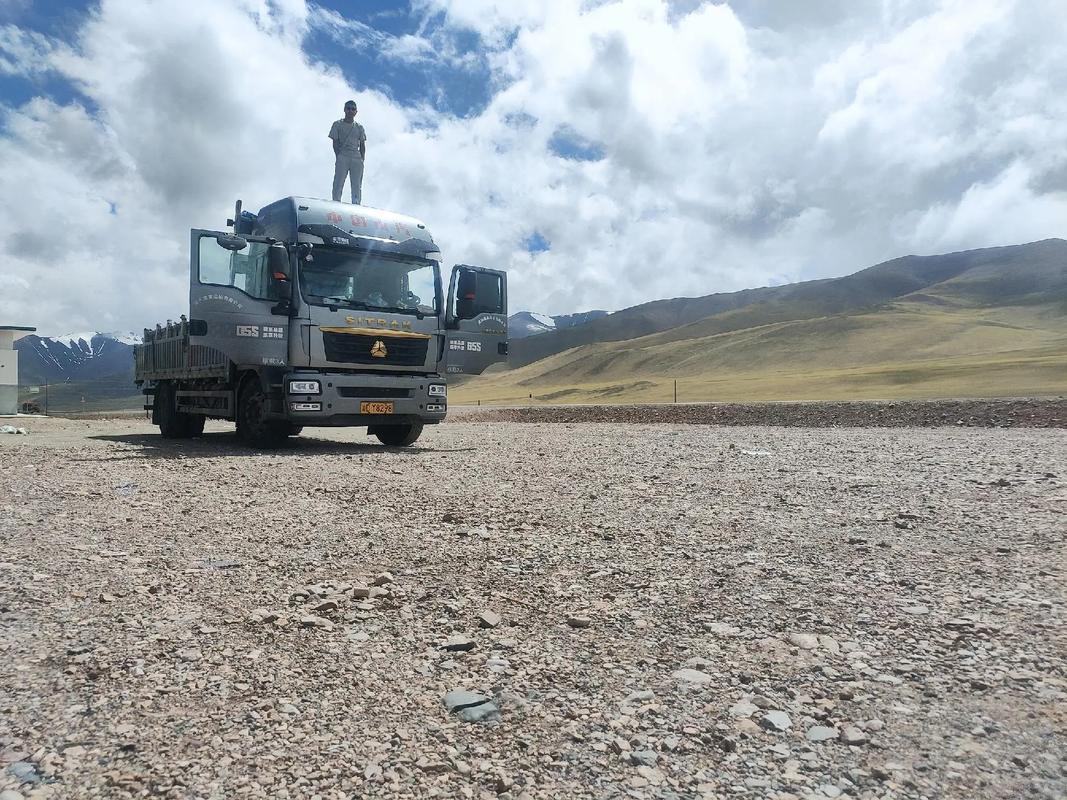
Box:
[134,197,507,447]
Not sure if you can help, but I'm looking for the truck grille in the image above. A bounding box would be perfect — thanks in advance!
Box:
[323,332,429,367]
[337,386,412,398]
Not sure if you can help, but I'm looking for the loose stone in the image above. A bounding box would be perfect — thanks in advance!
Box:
[759,711,792,732]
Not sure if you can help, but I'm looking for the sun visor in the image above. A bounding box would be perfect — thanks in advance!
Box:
[296,224,441,259]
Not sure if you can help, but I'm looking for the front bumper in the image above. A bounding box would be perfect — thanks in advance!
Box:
[281,371,447,426]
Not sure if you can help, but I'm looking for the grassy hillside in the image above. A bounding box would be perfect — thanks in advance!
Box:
[507,239,1067,369]
[453,301,1067,404]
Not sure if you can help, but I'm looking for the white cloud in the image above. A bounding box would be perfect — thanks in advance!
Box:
[0,23,60,76]
[0,0,1065,337]
[309,5,437,65]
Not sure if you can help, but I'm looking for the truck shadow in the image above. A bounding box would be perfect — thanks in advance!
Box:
[86,432,434,460]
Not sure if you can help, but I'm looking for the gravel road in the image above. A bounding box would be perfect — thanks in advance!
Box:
[455,398,1067,428]
[1,416,1065,800]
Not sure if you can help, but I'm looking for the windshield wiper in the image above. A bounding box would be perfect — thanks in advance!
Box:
[317,296,362,309]
[316,297,428,319]
[360,303,426,320]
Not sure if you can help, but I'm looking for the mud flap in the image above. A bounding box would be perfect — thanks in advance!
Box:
[444,265,508,376]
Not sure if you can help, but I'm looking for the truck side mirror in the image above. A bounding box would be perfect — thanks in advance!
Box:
[268,244,290,279]
[216,234,247,251]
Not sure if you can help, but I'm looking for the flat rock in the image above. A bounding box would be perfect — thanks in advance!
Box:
[478,610,502,629]
[176,647,202,662]
[6,762,41,785]
[704,622,742,636]
[628,750,658,767]
[443,635,476,652]
[442,689,500,723]
[729,700,758,718]
[759,710,792,731]
[443,689,489,711]
[806,725,839,742]
[672,668,713,685]
[788,633,819,650]
[566,615,591,628]
[840,726,868,745]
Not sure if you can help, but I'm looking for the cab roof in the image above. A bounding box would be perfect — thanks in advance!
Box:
[255,197,435,247]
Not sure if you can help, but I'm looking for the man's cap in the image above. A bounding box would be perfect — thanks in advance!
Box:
[344,100,357,110]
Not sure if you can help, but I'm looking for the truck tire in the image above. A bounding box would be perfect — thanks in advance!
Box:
[156,382,199,439]
[236,379,286,448]
[187,416,206,437]
[373,423,423,447]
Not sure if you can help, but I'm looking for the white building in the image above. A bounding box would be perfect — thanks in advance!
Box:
[0,325,36,416]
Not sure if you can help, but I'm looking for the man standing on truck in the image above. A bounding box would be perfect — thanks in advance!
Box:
[329,100,366,205]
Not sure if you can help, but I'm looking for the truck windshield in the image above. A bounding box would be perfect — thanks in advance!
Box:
[299,248,439,316]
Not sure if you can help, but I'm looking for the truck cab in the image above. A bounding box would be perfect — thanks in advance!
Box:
[135,197,507,447]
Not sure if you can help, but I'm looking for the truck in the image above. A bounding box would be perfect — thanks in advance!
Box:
[134,197,508,447]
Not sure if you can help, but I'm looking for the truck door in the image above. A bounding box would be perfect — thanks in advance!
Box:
[444,265,508,376]
[189,230,291,369]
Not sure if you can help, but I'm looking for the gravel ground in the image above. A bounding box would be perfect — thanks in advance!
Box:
[455,399,1067,428]
[1,416,1065,800]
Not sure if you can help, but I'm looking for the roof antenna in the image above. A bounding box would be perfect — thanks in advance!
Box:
[226,199,242,229]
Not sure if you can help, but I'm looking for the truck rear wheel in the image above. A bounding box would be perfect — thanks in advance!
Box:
[236,379,287,448]
[156,382,202,439]
[373,423,423,447]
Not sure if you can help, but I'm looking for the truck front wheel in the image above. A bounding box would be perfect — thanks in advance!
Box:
[236,380,287,448]
[373,423,423,447]
[156,382,201,439]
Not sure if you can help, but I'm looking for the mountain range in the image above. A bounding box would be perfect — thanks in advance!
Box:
[13,238,1067,410]
[16,332,141,385]
[508,310,611,339]
[454,239,1067,404]
[14,332,143,412]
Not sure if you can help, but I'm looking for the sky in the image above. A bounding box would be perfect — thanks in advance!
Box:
[1,0,1066,336]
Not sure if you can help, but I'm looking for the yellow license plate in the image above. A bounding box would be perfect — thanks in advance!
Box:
[360,401,394,414]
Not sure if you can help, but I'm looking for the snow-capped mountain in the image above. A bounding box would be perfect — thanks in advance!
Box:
[508,310,611,339]
[15,332,141,384]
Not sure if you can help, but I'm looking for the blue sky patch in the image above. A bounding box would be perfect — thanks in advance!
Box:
[1,1,498,120]
[523,231,550,253]
[305,2,496,118]
[548,127,605,161]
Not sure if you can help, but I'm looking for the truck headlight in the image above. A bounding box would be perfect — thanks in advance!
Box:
[428,383,447,397]
[289,380,321,394]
